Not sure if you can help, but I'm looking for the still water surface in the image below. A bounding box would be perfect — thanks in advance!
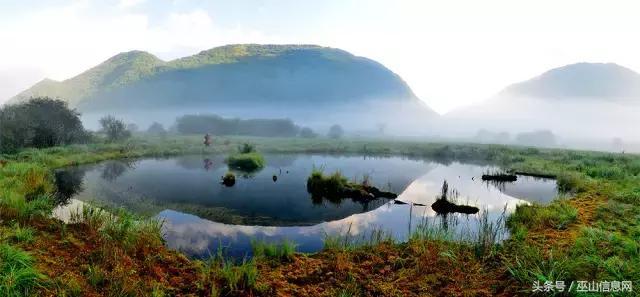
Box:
[54,154,557,258]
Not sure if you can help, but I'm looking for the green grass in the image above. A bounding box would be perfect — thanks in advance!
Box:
[198,248,261,295]
[507,199,578,231]
[251,239,297,262]
[506,246,569,287]
[323,225,394,252]
[70,205,164,251]
[0,244,46,297]
[225,152,265,171]
[306,168,349,199]
[2,134,640,294]
[567,227,640,281]
[86,264,106,288]
[10,225,35,243]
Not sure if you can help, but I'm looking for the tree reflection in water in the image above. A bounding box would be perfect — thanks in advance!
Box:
[53,168,86,206]
[100,160,137,182]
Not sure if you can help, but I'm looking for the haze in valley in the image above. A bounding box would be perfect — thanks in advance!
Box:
[2,0,640,152]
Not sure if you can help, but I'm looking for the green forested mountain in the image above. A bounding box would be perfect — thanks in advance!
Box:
[11,45,435,131]
[12,51,166,107]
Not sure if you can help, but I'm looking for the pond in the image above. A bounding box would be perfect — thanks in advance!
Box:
[53,154,557,258]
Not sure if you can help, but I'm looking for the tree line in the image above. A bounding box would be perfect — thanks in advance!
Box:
[174,114,339,139]
[175,114,300,137]
[1,97,344,153]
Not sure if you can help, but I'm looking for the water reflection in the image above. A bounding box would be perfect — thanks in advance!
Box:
[53,168,86,206]
[203,158,214,171]
[53,154,557,258]
[100,160,137,182]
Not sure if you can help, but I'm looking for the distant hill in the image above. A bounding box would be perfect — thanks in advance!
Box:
[11,44,436,132]
[444,62,640,142]
[498,62,640,100]
[12,51,165,107]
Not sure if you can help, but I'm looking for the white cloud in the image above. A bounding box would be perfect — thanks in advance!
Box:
[2,0,640,112]
[118,0,146,8]
[0,2,281,102]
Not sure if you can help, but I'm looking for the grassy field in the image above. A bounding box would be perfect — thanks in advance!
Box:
[0,135,638,296]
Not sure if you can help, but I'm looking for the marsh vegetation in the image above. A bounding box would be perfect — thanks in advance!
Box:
[306,168,398,202]
[0,132,638,295]
[225,143,266,171]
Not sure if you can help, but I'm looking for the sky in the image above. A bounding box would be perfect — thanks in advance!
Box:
[1,0,640,113]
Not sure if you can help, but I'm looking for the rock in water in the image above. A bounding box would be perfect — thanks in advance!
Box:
[431,199,479,215]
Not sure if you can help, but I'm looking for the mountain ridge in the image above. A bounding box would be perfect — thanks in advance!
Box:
[10,44,435,132]
[11,44,423,107]
[497,62,640,100]
[444,62,640,141]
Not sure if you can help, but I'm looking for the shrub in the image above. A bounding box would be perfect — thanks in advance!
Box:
[0,97,88,153]
[99,116,131,142]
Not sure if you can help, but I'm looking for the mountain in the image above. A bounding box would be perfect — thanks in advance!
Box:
[444,62,640,143]
[11,44,436,132]
[12,51,165,107]
[498,62,640,100]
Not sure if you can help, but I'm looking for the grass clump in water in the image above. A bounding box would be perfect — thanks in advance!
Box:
[225,143,265,171]
[307,168,397,202]
[307,168,349,199]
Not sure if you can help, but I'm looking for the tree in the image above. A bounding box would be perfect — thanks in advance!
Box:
[175,114,300,137]
[299,127,318,138]
[126,123,139,133]
[99,115,131,142]
[147,122,167,136]
[0,97,88,153]
[327,124,344,139]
